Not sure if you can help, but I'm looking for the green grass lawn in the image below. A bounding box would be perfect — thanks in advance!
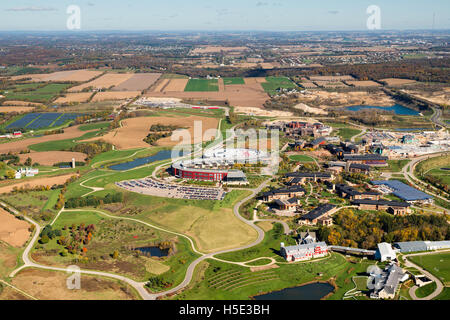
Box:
[379,160,411,172]
[289,154,316,163]
[337,127,361,141]
[184,79,219,92]
[261,77,296,95]
[415,281,437,298]
[409,252,450,284]
[78,122,111,131]
[223,77,245,85]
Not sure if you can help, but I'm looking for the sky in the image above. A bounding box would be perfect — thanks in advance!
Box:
[0,0,449,31]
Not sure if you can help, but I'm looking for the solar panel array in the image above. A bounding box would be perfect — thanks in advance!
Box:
[371,180,433,201]
[6,113,84,130]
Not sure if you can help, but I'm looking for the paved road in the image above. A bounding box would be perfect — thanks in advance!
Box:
[401,151,450,212]
[401,250,450,300]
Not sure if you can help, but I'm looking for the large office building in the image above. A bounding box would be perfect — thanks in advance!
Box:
[171,148,269,184]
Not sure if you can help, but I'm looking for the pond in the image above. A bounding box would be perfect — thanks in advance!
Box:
[346,104,420,116]
[253,282,334,300]
[135,246,169,257]
[109,149,185,171]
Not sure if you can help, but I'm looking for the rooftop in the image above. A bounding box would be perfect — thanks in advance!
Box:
[371,180,433,201]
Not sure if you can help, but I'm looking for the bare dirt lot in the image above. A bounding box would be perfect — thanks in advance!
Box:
[0,208,30,247]
[346,80,381,87]
[12,70,102,82]
[235,107,293,117]
[380,78,417,86]
[297,90,395,108]
[0,173,77,194]
[0,106,35,113]
[54,92,93,104]
[293,103,328,115]
[84,115,219,149]
[112,73,161,91]
[403,88,450,106]
[0,125,92,154]
[68,73,134,92]
[18,151,87,166]
[11,268,138,300]
[91,91,141,102]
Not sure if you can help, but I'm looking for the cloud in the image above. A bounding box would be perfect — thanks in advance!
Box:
[6,6,57,12]
[328,10,340,15]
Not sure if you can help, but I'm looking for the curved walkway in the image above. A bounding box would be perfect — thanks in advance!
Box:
[401,250,450,300]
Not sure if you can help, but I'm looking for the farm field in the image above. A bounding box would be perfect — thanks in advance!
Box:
[0,173,76,194]
[184,79,219,92]
[2,83,72,103]
[0,207,31,247]
[145,76,269,108]
[10,268,139,300]
[91,91,141,102]
[54,92,93,104]
[261,77,297,95]
[84,115,219,149]
[409,252,450,284]
[68,73,134,92]
[380,78,418,86]
[11,69,103,82]
[18,151,87,166]
[0,125,95,154]
[0,106,35,113]
[346,80,381,87]
[223,77,245,85]
[112,73,161,91]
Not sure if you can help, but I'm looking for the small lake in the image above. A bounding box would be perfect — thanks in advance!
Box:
[109,149,183,171]
[346,104,420,116]
[253,282,334,300]
[135,246,169,257]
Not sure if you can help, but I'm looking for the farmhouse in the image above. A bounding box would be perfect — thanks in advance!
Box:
[15,167,39,179]
[280,241,328,262]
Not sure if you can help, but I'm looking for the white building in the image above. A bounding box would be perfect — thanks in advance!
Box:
[15,167,39,179]
[376,242,397,262]
[280,241,328,262]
